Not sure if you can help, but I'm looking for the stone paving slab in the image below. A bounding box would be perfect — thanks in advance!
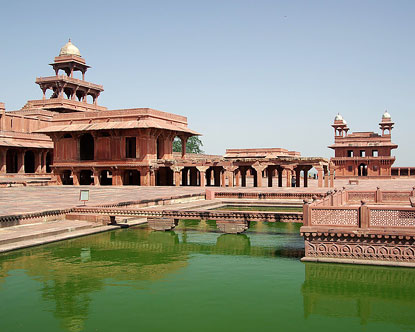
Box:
[0,186,205,216]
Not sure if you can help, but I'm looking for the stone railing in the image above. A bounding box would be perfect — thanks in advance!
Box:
[207,190,326,201]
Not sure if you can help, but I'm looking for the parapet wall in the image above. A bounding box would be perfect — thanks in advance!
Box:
[301,188,415,267]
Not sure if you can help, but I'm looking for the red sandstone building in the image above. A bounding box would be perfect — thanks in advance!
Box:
[329,112,398,178]
[1,40,331,187]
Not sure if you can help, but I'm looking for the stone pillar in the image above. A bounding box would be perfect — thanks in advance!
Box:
[235,170,240,187]
[150,168,156,186]
[112,169,123,186]
[17,150,24,174]
[93,169,100,186]
[303,169,308,188]
[324,166,329,187]
[277,168,283,187]
[72,170,80,186]
[35,151,42,174]
[0,148,6,174]
[253,165,265,188]
[221,170,226,187]
[174,171,181,186]
[295,167,301,188]
[316,166,323,188]
[181,136,188,159]
[55,171,63,185]
[196,166,208,187]
[267,167,273,187]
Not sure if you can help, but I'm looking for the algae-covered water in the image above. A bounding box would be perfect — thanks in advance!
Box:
[0,220,414,332]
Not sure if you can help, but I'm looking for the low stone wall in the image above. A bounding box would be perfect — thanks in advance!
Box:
[207,190,326,201]
[301,188,415,267]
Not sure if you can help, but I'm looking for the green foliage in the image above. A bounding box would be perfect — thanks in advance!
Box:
[173,136,204,154]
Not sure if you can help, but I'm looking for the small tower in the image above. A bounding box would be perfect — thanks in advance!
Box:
[332,114,349,138]
[379,110,394,137]
[33,39,105,112]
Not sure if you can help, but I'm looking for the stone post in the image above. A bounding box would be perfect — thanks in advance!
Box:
[35,151,42,174]
[0,148,6,174]
[283,166,293,187]
[316,166,323,188]
[112,169,123,186]
[72,170,80,186]
[180,136,188,159]
[235,170,240,187]
[17,150,24,174]
[93,168,100,186]
[196,166,208,187]
[295,167,301,187]
[253,165,266,188]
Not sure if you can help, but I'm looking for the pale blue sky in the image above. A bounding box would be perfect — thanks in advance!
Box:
[1,0,414,165]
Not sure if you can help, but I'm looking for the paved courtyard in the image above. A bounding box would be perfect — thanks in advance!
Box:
[0,178,414,217]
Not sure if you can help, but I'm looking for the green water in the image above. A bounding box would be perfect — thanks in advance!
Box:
[0,221,415,332]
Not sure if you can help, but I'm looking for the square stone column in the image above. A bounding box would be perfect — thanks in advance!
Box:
[72,170,80,186]
[0,148,6,174]
[112,169,123,186]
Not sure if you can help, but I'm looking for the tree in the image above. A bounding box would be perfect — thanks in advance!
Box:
[173,136,204,154]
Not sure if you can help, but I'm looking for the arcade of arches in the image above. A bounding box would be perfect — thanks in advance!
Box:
[0,147,52,175]
[53,162,333,188]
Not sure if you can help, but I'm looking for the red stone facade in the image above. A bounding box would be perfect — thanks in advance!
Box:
[329,113,397,178]
[1,40,331,187]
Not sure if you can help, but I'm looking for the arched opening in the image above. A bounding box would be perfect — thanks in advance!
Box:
[86,95,94,104]
[6,149,18,173]
[156,167,173,186]
[358,163,368,177]
[100,170,113,186]
[181,167,200,186]
[24,150,35,173]
[79,170,94,185]
[61,170,73,185]
[123,170,140,185]
[46,152,52,173]
[80,134,94,160]
[237,166,257,187]
[206,166,224,187]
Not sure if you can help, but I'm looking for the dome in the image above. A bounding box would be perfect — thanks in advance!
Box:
[59,39,81,57]
[382,110,391,119]
[334,113,343,121]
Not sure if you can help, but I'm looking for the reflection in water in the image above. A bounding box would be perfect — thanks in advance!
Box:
[0,222,303,331]
[302,262,415,328]
[0,221,414,332]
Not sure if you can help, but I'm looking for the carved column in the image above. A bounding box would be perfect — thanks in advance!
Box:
[316,166,324,188]
[55,170,63,185]
[180,136,188,159]
[150,168,156,186]
[172,166,183,186]
[253,165,266,188]
[0,148,6,174]
[72,169,80,186]
[196,166,208,187]
[93,168,100,186]
[324,166,329,187]
[112,168,123,186]
[17,150,25,174]
[235,169,240,187]
[295,166,301,187]
[35,151,42,174]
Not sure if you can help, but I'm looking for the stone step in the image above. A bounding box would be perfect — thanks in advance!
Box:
[0,224,118,254]
[0,221,99,246]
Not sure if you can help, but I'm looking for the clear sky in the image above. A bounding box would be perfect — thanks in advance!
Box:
[1,0,414,165]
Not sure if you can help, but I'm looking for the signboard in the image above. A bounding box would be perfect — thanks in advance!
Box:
[79,189,90,205]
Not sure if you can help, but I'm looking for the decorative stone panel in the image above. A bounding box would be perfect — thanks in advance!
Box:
[311,208,358,226]
[302,232,415,263]
[370,209,415,227]
[347,192,376,202]
[381,192,411,202]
